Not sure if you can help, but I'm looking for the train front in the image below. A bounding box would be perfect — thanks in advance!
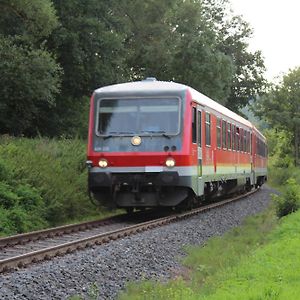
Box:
[87,79,192,209]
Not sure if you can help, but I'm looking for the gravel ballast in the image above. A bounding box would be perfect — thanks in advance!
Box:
[0,185,274,299]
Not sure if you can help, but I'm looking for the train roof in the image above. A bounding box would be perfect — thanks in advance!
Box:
[94,79,265,138]
[94,79,187,94]
[189,88,253,128]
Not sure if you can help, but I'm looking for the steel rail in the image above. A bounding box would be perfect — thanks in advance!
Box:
[0,214,130,250]
[0,188,259,273]
[0,208,158,250]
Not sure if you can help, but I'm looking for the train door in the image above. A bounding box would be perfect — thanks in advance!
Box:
[197,106,204,195]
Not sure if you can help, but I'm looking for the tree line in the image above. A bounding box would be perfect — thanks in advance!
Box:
[0,0,266,137]
[255,67,300,167]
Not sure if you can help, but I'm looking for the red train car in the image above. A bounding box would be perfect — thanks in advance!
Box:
[87,78,267,209]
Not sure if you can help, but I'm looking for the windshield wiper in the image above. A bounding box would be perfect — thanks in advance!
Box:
[140,130,171,139]
[103,131,134,140]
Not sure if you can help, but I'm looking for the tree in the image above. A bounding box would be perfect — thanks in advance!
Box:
[0,0,61,136]
[0,0,267,137]
[117,0,235,102]
[43,0,127,136]
[0,37,61,135]
[118,0,265,108]
[219,15,266,112]
[0,0,59,40]
[201,0,266,112]
[117,0,177,81]
[255,67,300,166]
[169,0,234,103]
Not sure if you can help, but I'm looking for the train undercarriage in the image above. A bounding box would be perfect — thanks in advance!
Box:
[88,169,267,211]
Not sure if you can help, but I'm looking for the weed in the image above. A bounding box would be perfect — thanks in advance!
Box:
[272,178,300,218]
[0,136,116,236]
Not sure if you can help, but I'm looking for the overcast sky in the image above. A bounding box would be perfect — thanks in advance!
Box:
[230,0,300,81]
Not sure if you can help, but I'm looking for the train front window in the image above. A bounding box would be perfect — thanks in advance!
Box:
[97,98,180,136]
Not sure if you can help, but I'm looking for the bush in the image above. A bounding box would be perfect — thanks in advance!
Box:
[0,135,110,236]
[0,182,19,209]
[0,206,47,236]
[0,177,48,235]
[273,178,300,218]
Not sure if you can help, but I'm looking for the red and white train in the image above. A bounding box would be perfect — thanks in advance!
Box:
[87,78,267,210]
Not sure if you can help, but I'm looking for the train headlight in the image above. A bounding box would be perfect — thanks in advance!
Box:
[165,157,175,168]
[131,136,142,146]
[98,158,108,168]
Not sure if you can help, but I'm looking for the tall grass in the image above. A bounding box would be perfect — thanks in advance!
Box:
[0,136,112,235]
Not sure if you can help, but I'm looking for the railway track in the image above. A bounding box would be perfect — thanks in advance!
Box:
[0,188,259,273]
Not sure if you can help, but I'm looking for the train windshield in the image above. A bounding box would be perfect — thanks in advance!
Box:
[96,98,180,136]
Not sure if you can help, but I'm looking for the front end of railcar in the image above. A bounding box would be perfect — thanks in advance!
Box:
[87,79,194,209]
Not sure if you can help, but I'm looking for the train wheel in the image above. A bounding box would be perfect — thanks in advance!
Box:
[126,208,134,214]
[175,192,196,212]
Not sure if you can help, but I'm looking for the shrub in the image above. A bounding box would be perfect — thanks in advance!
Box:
[0,158,12,181]
[0,182,19,209]
[0,180,48,235]
[0,205,48,236]
[0,136,102,234]
[16,184,44,211]
[273,178,300,218]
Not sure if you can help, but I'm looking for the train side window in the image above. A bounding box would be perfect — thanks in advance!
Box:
[236,127,240,151]
[247,131,250,153]
[197,111,202,147]
[217,117,221,149]
[232,125,235,151]
[250,133,252,154]
[244,130,247,152]
[222,120,227,149]
[192,107,197,143]
[205,112,211,146]
[227,123,231,150]
[240,129,244,152]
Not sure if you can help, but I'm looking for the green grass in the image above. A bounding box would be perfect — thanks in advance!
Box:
[119,203,300,300]
[118,206,293,300]
[198,210,300,300]
[0,136,117,236]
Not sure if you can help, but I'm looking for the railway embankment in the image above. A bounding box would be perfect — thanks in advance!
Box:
[0,185,272,299]
[0,136,114,237]
[119,185,300,300]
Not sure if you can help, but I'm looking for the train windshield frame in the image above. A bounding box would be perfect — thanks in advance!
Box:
[95,97,181,137]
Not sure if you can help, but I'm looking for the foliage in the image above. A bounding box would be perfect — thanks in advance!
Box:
[118,208,277,300]
[42,0,127,136]
[0,35,62,135]
[262,129,300,188]
[0,136,115,235]
[0,0,266,137]
[216,12,266,111]
[119,0,265,107]
[192,209,300,300]
[0,158,47,235]
[255,67,300,166]
[119,207,300,300]
[0,0,62,136]
[169,0,235,103]
[272,178,300,218]
[0,0,58,40]
[119,279,195,300]
[118,0,176,81]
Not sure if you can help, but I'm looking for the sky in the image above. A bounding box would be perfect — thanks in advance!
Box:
[230,0,300,81]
